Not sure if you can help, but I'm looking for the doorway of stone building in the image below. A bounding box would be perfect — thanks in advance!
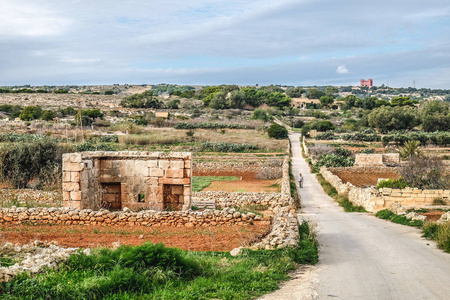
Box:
[163,184,184,211]
[101,183,122,210]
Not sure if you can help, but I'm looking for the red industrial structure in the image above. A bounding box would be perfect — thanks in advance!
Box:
[360,79,373,87]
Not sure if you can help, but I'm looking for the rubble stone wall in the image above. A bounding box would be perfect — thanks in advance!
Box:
[0,207,264,227]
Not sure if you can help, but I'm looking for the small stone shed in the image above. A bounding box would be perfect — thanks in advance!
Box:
[62,151,192,211]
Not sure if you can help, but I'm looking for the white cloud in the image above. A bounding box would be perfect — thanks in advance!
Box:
[0,1,71,37]
[336,65,350,74]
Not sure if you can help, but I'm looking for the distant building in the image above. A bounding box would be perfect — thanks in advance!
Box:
[360,79,373,87]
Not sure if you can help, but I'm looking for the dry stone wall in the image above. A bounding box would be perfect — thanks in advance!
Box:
[193,158,283,179]
[319,166,450,212]
[0,207,263,228]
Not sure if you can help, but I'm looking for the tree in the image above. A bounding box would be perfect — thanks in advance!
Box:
[267,123,288,139]
[266,92,291,108]
[368,106,418,133]
[401,156,450,189]
[120,90,162,108]
[19,106,43,121]
[41,110,56,121]
[325,86,338,96]
[319,95,334,108]
[252,109,272,122]
[399,140,422,159]
[390,96,416,107]
[286,87,305,98]
[306,88,325,99]
[419,101,450,132]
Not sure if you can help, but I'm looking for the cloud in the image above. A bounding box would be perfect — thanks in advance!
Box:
[0,0,449,88]
[0,0,71,37]
[336,65,350,74]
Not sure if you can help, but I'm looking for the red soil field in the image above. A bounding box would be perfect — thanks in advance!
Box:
[0,222,270,252]
[332,170,400,187]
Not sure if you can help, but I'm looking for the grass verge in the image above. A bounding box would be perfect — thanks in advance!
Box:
[1,222,319,300]
[422,222,450,253]
[375,210,450,253]
[375,209,424,228]
[315,174,366,212]
[192,176,240,192]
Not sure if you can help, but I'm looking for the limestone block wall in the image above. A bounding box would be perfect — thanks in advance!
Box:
[319,166,450,212]
[63,151,192,212]
[378,188,449,207]
[354,153,400,166]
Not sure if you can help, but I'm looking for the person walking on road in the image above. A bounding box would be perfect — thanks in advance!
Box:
[299,172,303,188]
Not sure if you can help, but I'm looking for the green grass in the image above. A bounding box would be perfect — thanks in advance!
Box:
[375,209,424,228]
[1,222,319,300]
[0,257,16,267]
[376,211,450,253]
[422,222,450,253]
[233,204,270,216]
[192,176,240,192]
[315,174,367,212]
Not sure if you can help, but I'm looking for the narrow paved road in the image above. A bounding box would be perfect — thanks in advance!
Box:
[262,132,450,299]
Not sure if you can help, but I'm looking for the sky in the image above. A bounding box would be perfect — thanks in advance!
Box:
[1,0,449,88]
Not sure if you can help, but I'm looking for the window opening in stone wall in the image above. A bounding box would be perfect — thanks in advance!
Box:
[137,194,145,202]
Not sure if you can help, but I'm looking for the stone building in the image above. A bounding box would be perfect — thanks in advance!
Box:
[62,151,192,211]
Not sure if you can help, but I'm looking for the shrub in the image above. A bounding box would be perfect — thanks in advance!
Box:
[199,142,258,152]
[75,141,116,152]
[267,124,288,139]
[359,148,375,154]
[315,132,336,140]
[375,209,424,228]
[376,178,410,189]
[0,139,63,189]
[174,122,247,130]
[401,156,450,189]
[432,198,447,206]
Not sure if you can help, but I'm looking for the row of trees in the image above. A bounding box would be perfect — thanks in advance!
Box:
[367,101,449,133]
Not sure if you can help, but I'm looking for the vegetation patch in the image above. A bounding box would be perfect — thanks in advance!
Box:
[1,222,319,300]
[422,222,450,253]
[375,209,424,228]
[315,174,366,212]
[192,176,240,192]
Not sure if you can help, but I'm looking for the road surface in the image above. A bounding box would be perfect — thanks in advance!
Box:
[261,132,450,299]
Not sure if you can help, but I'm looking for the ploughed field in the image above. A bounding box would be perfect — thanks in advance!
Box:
[332,169,400,187]
[193,170,280,193]
[0,222,270,251]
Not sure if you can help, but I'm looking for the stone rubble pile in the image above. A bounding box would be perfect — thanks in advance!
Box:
[0,206,264,227]
[437,212,450,224]
[0,241,81,282]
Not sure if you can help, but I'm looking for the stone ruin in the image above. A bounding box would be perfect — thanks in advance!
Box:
[62,151,192,211]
